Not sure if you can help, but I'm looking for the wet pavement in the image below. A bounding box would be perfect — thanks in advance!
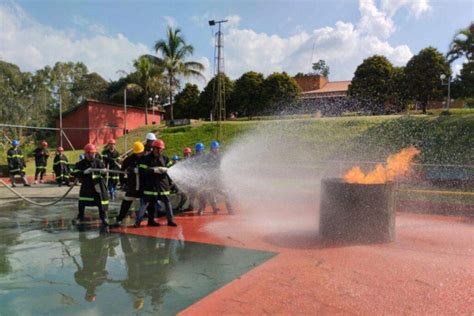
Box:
[0,194,472,315]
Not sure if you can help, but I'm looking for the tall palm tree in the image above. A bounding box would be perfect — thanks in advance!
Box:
[446,23,474,63]
[144,27,205,120]
[116,56,165,125]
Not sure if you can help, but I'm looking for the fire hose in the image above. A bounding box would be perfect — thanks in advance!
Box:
[0,169,126,207]
[0,178,79,206]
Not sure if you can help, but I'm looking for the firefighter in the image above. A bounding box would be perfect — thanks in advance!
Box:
[144,132,157,153]
[206,140,235,215]
[102,139,121,200]
[135,139,177,227]
[171,154,180,164]
[190,142,207,214]
[72,143,109,227]
[53,146,70,186]
[33,140,49,184]
[183,147,192,159]
[7,140,30,187]
[113,141,145,227]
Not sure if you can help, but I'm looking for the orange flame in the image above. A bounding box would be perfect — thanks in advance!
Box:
[343,146,420,184]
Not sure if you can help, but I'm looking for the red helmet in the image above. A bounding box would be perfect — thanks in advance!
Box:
[108,139,116,145]
[57,146,64,152]
[183,147,192,155]
[41,141,48,148]
[152,139,165,149]
[84,143,97,153]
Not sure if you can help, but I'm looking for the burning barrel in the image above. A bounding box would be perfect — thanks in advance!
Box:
[319,178,395,243]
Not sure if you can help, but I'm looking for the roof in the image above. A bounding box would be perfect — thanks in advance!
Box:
[302,81,351,94]
[60,99,164,117]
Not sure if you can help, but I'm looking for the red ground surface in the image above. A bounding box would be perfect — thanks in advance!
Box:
[113,206,474,315]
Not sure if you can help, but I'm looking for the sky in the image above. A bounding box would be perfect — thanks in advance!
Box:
[0,0,472,88]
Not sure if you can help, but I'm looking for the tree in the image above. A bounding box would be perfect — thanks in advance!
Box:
[386,67,410,113]
[446,23,474,63]
[405,47,450,113]
[197,73,234,119]
[145,27,205,121]
[261,72,301,113]
[312,60,330,77]
[228,71,265,116]
[348,55,394,113]
[174,83,200,119]
[72,72,109,102]
[451,61,474,99]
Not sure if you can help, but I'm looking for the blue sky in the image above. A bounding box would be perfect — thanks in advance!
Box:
[1,0,472,86]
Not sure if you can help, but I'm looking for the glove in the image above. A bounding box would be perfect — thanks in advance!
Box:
[83,168,92,175]
[153,167,168,174]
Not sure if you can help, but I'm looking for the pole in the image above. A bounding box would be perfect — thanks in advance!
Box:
[447,77,451,110]
[59,94,63,148]
[124,89,127,151]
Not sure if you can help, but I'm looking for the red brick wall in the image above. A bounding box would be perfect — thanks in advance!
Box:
[57,105,90,150]
[57,100,162,150]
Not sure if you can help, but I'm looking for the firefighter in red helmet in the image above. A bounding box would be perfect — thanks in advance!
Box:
[72,143,109,228]
[33,140,49,184]
[53,146,70,186]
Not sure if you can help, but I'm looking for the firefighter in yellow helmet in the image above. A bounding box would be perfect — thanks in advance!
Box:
[113,141,146,227]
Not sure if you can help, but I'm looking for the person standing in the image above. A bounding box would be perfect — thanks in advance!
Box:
[102,139,121,200]
[136,139,177,227]
[53,146,69,186]
[206,140,235,215]
[7,140,30,187]
[33,140,49,184]
[72,143,109,227]
[113,141,145,226]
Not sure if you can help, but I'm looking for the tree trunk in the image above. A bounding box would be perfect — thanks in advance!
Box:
[422,101,427,114]
[169,76,174,121]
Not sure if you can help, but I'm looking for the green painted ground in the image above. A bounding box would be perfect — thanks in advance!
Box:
[0,202,276,315]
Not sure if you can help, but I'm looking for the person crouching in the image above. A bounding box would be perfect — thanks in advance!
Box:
[72,143,109,227]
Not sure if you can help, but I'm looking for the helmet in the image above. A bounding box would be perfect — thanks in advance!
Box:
[57,146,64,152]
[210,140,220,150]
[172,155,180,161]
[84,143,97,153]
[146,132,157,141]
[108,139,116,145]
[41,140,48,148]
[79,154,85,160]
[183,147,192,155]
[133,141,145,154]
[11,140,19,146]
[151,139,165,149]
[195,143,205,152]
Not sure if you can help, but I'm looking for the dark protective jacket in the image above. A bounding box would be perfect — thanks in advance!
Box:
[102,148,121,181]
[121,153,141,195]
[53,153,69,177]
[72,158,109,205]
[33,147,49,167]
[139,153,174,198]
[7,147,26,174]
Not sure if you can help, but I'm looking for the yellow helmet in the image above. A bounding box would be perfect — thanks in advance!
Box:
[132,141,145,154]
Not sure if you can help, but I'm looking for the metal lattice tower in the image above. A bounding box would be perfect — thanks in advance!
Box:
[209,19,228,141]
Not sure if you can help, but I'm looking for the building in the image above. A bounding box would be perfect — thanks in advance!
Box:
[56,99,164,150]
[294,74,352,115]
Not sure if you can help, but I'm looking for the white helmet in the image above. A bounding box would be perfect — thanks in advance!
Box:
[146,132,157,141]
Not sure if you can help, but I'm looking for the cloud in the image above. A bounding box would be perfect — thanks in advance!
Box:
[220,0,431,80]
[0,3,151,80]
[225,15,241,28]
[381,0,431,18]
[164,16,178,28]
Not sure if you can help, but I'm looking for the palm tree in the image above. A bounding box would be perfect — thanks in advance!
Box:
[116,56,165,125]
[446,23,474,63]
[144,27,205,120]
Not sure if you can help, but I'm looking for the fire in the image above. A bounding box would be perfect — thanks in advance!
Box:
[343,146,420,184]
